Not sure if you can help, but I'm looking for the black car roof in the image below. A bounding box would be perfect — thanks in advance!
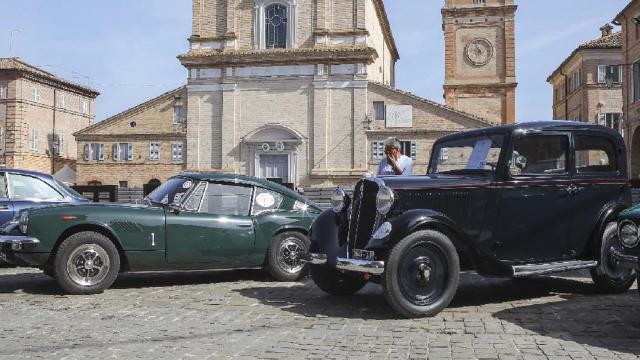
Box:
[435,121,622,143]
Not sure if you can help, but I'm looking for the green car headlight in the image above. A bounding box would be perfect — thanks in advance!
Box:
[619,220,639,248]
[18,211,29,235]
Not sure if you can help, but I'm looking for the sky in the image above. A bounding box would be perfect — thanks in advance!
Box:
[0,0,630,123]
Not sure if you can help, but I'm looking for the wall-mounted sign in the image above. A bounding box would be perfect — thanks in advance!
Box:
[386,105,413,128]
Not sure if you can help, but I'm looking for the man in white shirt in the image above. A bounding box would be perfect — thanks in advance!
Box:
[377,137,413,176]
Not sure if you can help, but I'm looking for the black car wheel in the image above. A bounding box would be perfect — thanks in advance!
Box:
[383,230,460,318]
[591,223,636,294]
[54,231,120,295]
[309,243,367,295]
[266,232,310,282]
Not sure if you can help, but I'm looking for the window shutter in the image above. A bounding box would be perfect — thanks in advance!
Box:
[598,65,606,83]
[597,113,606,126]
[112,144,119,161]
[618,66,623,83]
[127,144,133,161]
[410,142,417,160]
[98,144,105,161]
[83,144,90,161]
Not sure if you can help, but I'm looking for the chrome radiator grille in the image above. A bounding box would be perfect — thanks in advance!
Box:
[348,179,380,253]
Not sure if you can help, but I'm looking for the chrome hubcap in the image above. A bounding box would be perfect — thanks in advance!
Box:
[66,244,110,287]
[277,238,305,274]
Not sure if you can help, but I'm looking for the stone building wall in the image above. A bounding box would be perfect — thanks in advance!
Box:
[0,58,97,174]
[75,87,187,187]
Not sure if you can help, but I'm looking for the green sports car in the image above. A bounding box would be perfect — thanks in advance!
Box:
[0,172,321,294]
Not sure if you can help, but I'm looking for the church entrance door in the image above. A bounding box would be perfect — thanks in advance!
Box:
[259,154,289,183]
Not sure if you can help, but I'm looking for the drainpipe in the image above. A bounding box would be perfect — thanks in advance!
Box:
[51,88,56,174]
[560,71,569,119]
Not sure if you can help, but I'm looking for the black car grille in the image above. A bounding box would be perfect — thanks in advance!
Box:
[348,179,380,253]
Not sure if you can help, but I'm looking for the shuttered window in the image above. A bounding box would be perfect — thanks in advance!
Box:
[372,141,385,160]
[149,142,160,161]
[30,128,38,151]
[172,143,183,161]
[85,143,104,161]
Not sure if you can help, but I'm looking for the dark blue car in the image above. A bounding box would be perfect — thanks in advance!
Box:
[0,168,89,225]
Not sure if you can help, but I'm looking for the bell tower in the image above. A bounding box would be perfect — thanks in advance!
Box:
[442,0,517,124]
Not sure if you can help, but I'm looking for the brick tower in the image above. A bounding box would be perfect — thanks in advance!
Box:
[442,0,517,124]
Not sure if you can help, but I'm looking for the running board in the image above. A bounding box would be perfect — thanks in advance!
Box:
[512,260,597,278]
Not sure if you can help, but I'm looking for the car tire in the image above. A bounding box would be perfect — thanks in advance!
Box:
[308,240,367,296]
[590,223,636,294]
[53,231,120,295]
[310,263,367,296]
[266,232,310,282]
[382,230,460,318]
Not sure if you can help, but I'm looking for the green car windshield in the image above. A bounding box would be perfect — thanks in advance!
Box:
[145,177,195,206]
[429,134,505,175]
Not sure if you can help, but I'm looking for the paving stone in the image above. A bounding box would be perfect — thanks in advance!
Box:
[0,269,637,359]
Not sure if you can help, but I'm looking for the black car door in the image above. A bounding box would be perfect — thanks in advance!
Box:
[566,132,627,255]
[493,132,573,263]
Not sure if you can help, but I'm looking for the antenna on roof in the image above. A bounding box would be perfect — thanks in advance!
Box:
[8,29,21,54]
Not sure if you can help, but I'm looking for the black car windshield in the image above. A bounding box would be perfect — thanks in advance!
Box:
[145,177,195,206]
[429,134,505,175]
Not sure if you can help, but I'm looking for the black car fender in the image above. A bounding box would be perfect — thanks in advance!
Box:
[367,209,471,256]
[309,208,349,265]
[584,200,629,257]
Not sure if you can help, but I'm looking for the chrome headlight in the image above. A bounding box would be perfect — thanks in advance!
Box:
[619,220,640,248]
[330,188,347,213]
[18,211,29,235]
[376,186,395,215]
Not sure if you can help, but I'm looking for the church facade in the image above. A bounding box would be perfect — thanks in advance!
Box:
[178,0,490,188]
[75,0,499,189]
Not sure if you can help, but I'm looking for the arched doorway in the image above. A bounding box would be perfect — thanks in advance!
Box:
[631,129,640,179]
[242,124,305,188]
[144,179,162,196]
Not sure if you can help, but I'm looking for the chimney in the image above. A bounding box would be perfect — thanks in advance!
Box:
[600,23,614,37]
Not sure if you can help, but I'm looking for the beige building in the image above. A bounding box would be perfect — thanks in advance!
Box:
[75,0,495,189]
[442,0,517,125]
[74,87,187,188]
[0,58,98,175]
[177,0,491,189]
[614,0,640,178]
[547,25,623,131]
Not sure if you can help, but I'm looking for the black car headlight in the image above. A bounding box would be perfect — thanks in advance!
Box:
[619,220,639,248]
[18,211,29,235]
[376,186,395,215]
[330,188,347,213]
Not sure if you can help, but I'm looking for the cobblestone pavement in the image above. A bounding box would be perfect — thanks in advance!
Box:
[0,267,638,360]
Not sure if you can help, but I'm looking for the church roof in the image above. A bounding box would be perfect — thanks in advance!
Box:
[373,0,400,61]
[0,57,99,96]
[547,32,621,82]
[74,86,186,136]
[369,82,493,127]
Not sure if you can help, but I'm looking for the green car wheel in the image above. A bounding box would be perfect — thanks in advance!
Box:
[54,231,121,295]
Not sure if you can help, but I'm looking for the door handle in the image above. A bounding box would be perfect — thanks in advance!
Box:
[238,224,253,228]
[0,205,10,210]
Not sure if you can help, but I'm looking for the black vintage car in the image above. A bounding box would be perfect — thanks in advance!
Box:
[304,121,636,318]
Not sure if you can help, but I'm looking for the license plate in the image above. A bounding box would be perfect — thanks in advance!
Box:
[352,249,375,261]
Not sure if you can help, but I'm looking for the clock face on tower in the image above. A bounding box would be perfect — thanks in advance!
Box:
[465,38,494,66]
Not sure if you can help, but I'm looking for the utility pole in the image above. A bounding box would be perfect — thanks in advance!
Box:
[8,29,20,54]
